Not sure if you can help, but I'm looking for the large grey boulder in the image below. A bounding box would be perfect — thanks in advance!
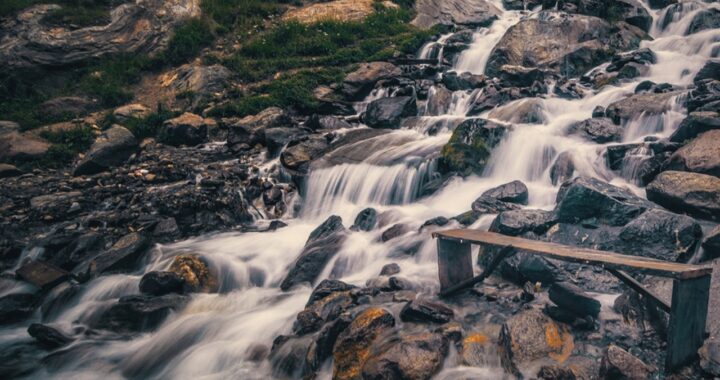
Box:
[686,8,720,36]
[669,111,720,143]
[341,62,402,100]
[646,171,720,221]
[567,118,623,143]
[73,125,138,176]
[363,96,417,129]
[412,0,501,29]
[161,112,213,147]
[605,91,681,124]
[666,130,720,176]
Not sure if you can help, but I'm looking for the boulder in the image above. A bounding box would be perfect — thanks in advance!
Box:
[550,152,576,185]
[227,107,294,150]
[669,111,720,143]
[495,65,553,88]
[306,279,356,307]
[549,282,601,318]
[699,338,720,377]
[490,209,557,236]
[616,208,701,262]
[280,135,330,175]
[400,299,454,324]
[605,91,680,124]
[169,254,218,293]
[160,113,212,146]
[488,98,546,124]
[471,196,521,214]
[0,131,50,162]
[686,8,720,36]
[666,130,720,176]
[0,163,23,178]
[0,293,38,325]
[466,83,525,115]
[113,104,152,122]
[439,118,509,176]
[362,332,449,379]
[73,125,138,176]
[646,171,720,221]
[306,115,352,131]
[485,11,645,79]
[15,260,69,290]
[27,323,74,349]
[412,0,501,29]
[363,96,417,129]
[294,290,355,335]
[379,263,401,276]
[695,60,720,84]
[341,62,402,100]
[686,78,720,113]
[0,121,20,134]
[280,216,347,290]
[351,208,378,232]
[567,118,622,143]
[426,86,453,116]
[264,127,310,156]
[441,71,486,91]
[381,224,410,242]
[482,180,529,205]
[39,96,98,119]
[333,307,396,380]
[599,345,652,380]
[78,233,151,278]
[139,271,185,296]
[93,294,189,333]
[165,64,231,103]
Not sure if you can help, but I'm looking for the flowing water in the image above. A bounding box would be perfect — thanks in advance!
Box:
[4,1,720,379]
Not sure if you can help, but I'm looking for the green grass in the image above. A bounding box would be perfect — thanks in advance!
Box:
[103,110,179,140]
[36,124,96,167]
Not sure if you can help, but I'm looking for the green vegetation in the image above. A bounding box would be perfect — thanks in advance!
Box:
[38,124,95,167]
[103,110,179,140]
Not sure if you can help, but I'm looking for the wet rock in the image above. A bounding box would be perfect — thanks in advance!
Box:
[686,8,720,36]
[617,208,701,262]
[0,293,38,325]
[486,11,645,79]
[472,195,521,214]
[333,307,396,380]
[617,62,649,80]
[381,224,410,242]
[466,83,526,115]
[669,111,720,143]
[420,216,449,230]
[412,0,501,28]
[427,85,453,116]
[306,115,352,131]
[439,118,509,176]
[77,233,150,279]
[554,78,586,100]
[264,127,310,156]
[160,112,212,147]
[0,131,50,162]
[0,163,22,178]
[604,143,643,170]
[605,91,680,124]
[280,135,330,175]
[15,260,69,290]
[686,79,720,113]
[599,345,652,379]
[549,282,601,318]
[703,226,720,260]
[43,232,106,271]
[441,71,486,91]
[550,152,576,185]
[499,309,574,376]
[666,130,720,176]
[362,332,449,379]
[379,263,401,276]
[93,294,189,333]
[307,279,356,307]
[73,125,138,176]
[139,271,185,296]
[699,338,720,377]
[306,315,352,373]
[488,98,547,124]
[490,209,557,236]
[592,106,606,118]
[400,299,454,324]
[482,180,529,205]
[113,104,152,123]
[281,216,347,290]
[27,323,74,349]
[153,218,180,240]
[695,60,720,84]
[555,177,653,226]
[352,208,378,232]
[491,250,560,285]
[568,118,622,143]
[227,107,294,150]
[646,171,720,221]
[608,49,657,73]
[363,96,417,129]
[169,254,218,293]
[341,62,402,100]
[269,335,313,378]
[537,365,579,380]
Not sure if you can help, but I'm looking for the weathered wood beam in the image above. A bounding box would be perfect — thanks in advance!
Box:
[607,268,671,314]
[440,245,515,298]
[666,274,712,371]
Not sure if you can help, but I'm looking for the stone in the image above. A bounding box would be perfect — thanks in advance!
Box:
[482,180,529,205]
[549,282,601,318]
[15,260,69,290]
[306,115,352,131]
[381,223,410,242]
[412,0,500,28]
[490,209,557,236]
[646,171,720,221]
[472,195,522,215]
[400,299,454,324]
[379,263,401,276]
[362,332,449,379]
[307,279,356,307]
[169,254,218,293]
[27,323,74,349]
[264,127,310,156]
[352,208,378,232]
[666,130,720,176]
[616,208,702,262]
[93,294,189,333]
[0,163,22,178]
[537,365,579,380]
[605,91,680,124]
[341,62,402,100]
[699,338,720,377]
[280,135,330,175]
[78,233,151,278]
[426,85,453,116]
[488,98,547,124]
[139,271,185,296]
[227,107,294,150]
[695,60,720,84]
[281,216,346,290]
[599,345,652,380]
[0,293,38,325]
[282,0,378,24]
[439,118,510,176]
[363,96,417,129]
[332,307,395,380]
[441,71,486,91]
[165,64,231,104]
[567,118,622,143]
[113,104,152,122]
[669,111,720,143]
[73,125,138,176]
[686,8,720,36]
[39,96,98,118]
[550,152,576,185]
[0,131,50,162]
[161,112,212,147]
[592,106,606,118]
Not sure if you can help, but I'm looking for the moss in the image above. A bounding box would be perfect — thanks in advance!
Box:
[440,130,492,176]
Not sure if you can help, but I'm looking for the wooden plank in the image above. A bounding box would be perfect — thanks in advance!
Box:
[437,238,473,292]
[607,268,671,313]
[440,245,515,298]
[433,230,712,279]
[666,275,711,371]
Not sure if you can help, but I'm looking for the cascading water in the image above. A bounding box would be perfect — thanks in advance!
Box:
[4,1,720,379]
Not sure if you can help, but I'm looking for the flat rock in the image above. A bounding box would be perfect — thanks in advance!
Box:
[646,171,720,221]
[0,131,50,162]
[412,0,501,29]
[93,294,189,333]
[341,62,402,100]
[599,345,652,379]
[549,281,601,318]
[666,130,720,176]
[400,299,454,324]
[482,180,529,205]
[78,233,151,278]
[15,260,69,290]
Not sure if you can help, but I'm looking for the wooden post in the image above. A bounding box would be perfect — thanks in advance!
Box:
[666,274,711,371]
[440,245,514,298]
[437,238,473,292]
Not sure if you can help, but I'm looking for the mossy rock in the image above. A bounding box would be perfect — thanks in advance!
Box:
[439,118,509,176]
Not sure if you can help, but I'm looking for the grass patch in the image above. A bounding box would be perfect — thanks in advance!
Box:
[103,110,179,140]
[36,124,96,167]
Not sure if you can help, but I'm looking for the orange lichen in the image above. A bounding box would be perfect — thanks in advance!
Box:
[545,322,574,363]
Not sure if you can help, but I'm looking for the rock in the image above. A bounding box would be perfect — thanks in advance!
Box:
[669,111,720,143]
[307,279,356,307]
[15,260,69,290]
[169,254,218,293]
[537,365,580,380]
[165,64,231,104]
[412,0,501,28]
[488,98,546,124]
[27,323,74,349]
[471,196,522,215]
[441,71,486,91]
[555,177,653,226]
[39,96,98,118]
[362,332,449,379]
[568,118,622,143]
[703,226,720,260]
[264,127,310,156]
[73,125,138,176]
[686,78,720,113]
[426,86,453,116]
[420,216,449,230]
[605,143,643,170]
[380,224,410,242]
[549,282,601,318]
[161,113,212,147]
[616,208,701,262]
[550,152,576,185]
[306,115,352,131]
[686,8,720,36]
[282,0,379,24]
[611,0,653,32]
[352,208,378,232]
[280,135,330,175]
[646,171,720,221]
[0,121,20,134]
[139,271,185,296]
[499,309,574,376]
[0,131,50,162]
[495,65,553,88]
[486,11,645,79]
[439,118,509,176]
[363,96,417,129]
[605,91,680,124]
[0,0,201,69]
[490,209,557,236]
[400,299,454,324]
[113,104,152,122]
[341,62,402,100]
[666,130,720,176]
[616,62,648,80]
[695,60,720,84]
[699,338,720,377]
[592,106,606,118]
[0,163,22,178]
[79,233,151,278]
[0,293,38,325]
[599,345,652,380]
[269,335,313,377]
[482,180,529,205]
[466,83,526,115]
[93,294,189,333]
[281,216,346,290]
[227,107,294,150]
[379,263,401,276]
[332,307,395,380]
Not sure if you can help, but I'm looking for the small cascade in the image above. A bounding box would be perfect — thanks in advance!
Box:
[453,10,523,74]
[617,144,653,184]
